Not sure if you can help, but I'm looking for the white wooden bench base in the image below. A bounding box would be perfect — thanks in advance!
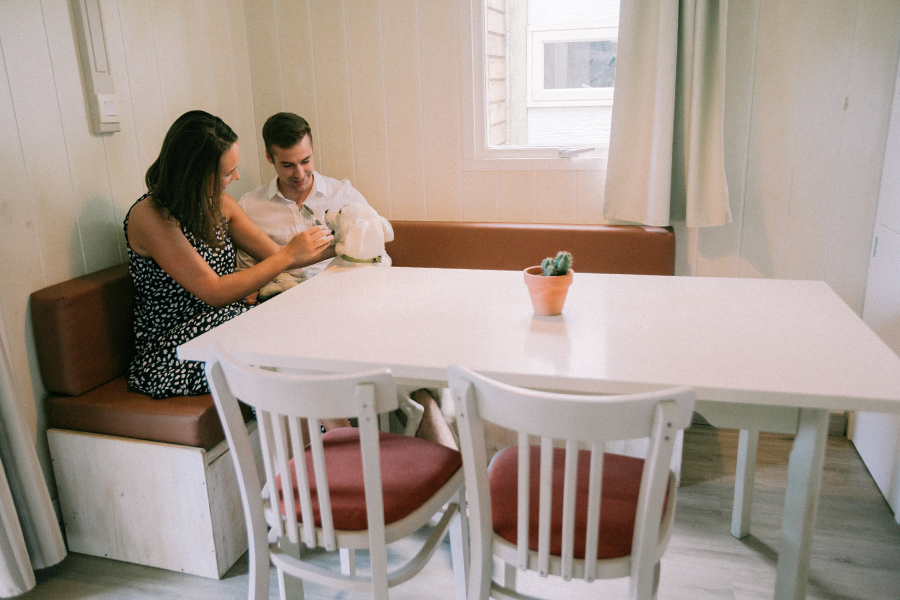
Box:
[47,422,259,578]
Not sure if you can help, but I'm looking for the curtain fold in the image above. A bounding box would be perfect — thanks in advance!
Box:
[603,0,732,228]
[0,304,66,598]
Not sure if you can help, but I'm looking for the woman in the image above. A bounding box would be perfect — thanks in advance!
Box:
[125,110,333,398]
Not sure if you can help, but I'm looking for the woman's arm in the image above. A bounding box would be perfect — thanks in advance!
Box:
[127,196,332,308]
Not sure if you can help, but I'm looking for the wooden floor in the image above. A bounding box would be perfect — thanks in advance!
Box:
[17,425,900,600]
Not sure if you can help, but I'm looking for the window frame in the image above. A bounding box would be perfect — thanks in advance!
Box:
[527,27,618,108]
[461,0,608,172]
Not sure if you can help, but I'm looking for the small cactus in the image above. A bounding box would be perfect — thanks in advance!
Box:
[541,251,572,276]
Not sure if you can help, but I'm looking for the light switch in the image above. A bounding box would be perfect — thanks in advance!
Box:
[97,94,119,124]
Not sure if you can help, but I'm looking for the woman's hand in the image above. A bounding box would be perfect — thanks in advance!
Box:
[283,225,334,269]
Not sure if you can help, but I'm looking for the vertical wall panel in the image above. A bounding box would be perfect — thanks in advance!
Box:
[498,171,537,222]
[0,2,82,284]
[417,0,463,221]
[575,169,607,224]
[382,0,427,219]
[694,0,759,278]
[461,170,500,221]
[149,0,195,122]
[275,0,318,170]
[780,1,856,281]
[245,0,287,178]
[99,0,153,248]
[309,1,355,183]
[42,0,121,274]
[0,15,47,441]
[738,0,808,279]
[827,0,900,313]
[535,171,577,224]
[345,0,392,215]
[117,0,168,189]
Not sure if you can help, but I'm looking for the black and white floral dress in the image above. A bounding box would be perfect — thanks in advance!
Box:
[125,195,250,399]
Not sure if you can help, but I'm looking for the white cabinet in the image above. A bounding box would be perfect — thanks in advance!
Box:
[854,64,900,522]
[856,224,900,521]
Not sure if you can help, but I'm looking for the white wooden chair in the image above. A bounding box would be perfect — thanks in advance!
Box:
[204,344,468,600]
[448,365,695,600]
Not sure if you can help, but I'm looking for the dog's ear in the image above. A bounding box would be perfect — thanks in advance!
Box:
[380,217,394,243]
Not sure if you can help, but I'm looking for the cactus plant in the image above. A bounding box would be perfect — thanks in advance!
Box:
[541,251,573,276]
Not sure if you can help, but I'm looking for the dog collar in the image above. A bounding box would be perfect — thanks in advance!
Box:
[341,254,383,264]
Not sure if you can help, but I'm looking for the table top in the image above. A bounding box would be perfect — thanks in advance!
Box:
[178,267,900,413]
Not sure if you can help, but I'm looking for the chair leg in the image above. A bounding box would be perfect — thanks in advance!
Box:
[652,561,661,600]
[277,538,305,600]
[340,548,356,576]
[731,429,759,538]
[276,566,304,600]
[449,488,469,600]
[501,562,516,591]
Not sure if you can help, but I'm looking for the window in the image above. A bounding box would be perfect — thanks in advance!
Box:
[462,0,621,170]
[529,28,617,106]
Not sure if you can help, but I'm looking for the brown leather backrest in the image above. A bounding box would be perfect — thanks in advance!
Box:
[30,263,134,396]
[386,222,676,276]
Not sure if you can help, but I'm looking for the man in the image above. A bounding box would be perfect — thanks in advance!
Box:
[235,112,368,279]
[238,113,456,448]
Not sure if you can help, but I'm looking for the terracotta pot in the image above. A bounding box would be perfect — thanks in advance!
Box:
[523,266,574,316]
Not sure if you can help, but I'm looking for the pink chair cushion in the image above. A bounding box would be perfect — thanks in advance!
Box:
[490,445,670,560]
[279,428,462,531]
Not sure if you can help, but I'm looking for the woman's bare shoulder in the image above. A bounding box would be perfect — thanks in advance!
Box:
[128,197,179,255]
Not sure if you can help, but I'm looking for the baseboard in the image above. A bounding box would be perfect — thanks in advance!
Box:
[690,411,849,436]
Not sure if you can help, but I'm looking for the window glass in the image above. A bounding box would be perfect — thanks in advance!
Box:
[544,40,617,89]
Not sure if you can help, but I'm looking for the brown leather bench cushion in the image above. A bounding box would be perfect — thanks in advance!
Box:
[31,263,134,397]
[44,377,252,450]
[31,263,248,449]
[387,222,676,276]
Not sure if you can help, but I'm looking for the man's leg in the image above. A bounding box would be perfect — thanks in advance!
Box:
[411,388,457,449]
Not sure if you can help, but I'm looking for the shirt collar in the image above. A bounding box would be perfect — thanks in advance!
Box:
[267,171,324,204]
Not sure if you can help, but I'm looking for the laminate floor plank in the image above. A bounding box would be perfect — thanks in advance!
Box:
[16,425,900,600]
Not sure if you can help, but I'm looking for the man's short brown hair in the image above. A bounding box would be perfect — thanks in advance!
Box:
[262,112,313,156]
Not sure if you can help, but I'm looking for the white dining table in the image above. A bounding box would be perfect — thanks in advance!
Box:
[178,267,900,600]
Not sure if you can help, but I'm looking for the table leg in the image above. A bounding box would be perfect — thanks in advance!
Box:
[732,429,759,538]
[774,408,829,600]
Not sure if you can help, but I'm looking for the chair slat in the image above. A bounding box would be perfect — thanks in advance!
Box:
[288,417,317,548]
[516,431,530,571]
[356,383,390,597]
[537,437,553,577]
[256,410,283,539]
[583,442,604,581]
[271,415,298,544]
[307,418,336,551]
[560,440,579,580]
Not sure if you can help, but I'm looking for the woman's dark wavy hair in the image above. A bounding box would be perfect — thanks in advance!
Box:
[145,110,237,247]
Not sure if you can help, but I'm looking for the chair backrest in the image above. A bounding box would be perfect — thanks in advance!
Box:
[448,365,695,597]
[205,344,400,555]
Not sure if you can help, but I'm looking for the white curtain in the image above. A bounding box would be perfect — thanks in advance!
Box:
[0,305,66,598]
[603,0,732,227]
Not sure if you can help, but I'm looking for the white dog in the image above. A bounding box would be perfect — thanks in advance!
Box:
[257,203,394,301]
[323,203,393,272]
